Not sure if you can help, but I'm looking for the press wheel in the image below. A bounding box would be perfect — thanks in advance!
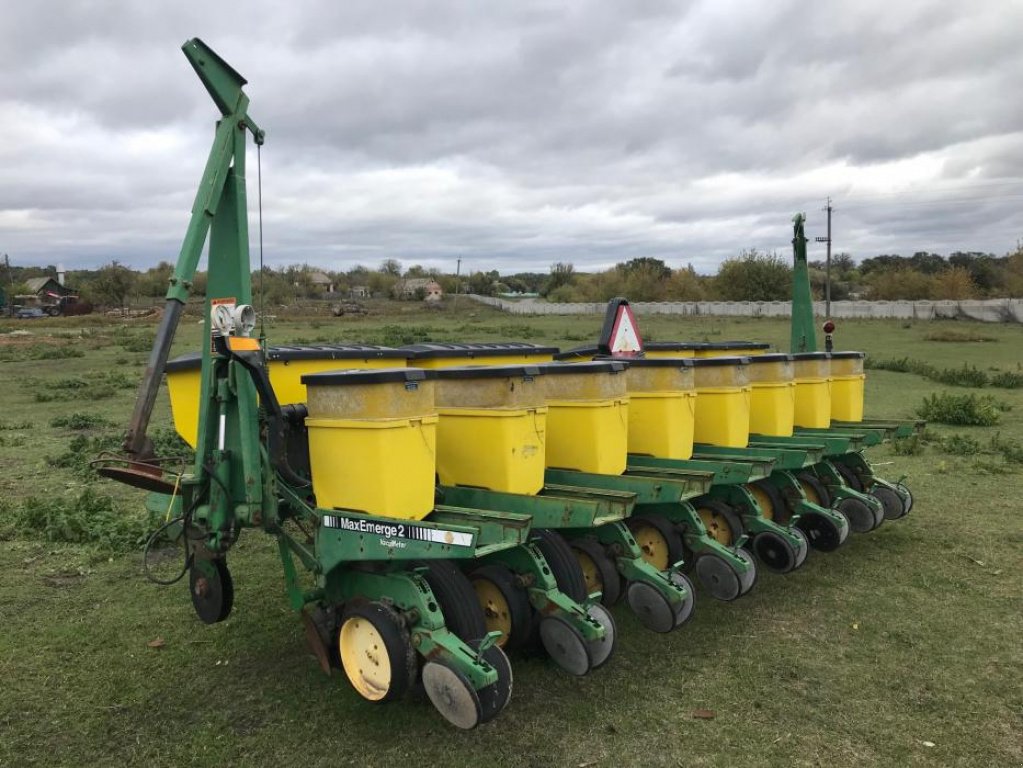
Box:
[737,547,759,595]
[896,482,914,515]
[837,496,879,534]
[626,515,685,572]
[469,564,531,652]
[189,557,234,624]
[422,660,482,730]
[477,645,513,724]
[695,500,743,547]
[667,570,696,627]
[796,510,849,552]
[693,554,743,602]
[625,581,677,634]
[570,537,623,606]
[871,485,905,521]
[338,601,416,704]
[538,615,592,676]
[751,530,800,574]
[585,604,617,669]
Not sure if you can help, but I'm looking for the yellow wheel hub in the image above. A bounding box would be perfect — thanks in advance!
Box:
[472,578,512,648]
[746,484,774,521]
[697,507,734,546]
[800,480,822,506]
[575,550,604,595]
[339,617,392,702]
[631,524,670,571]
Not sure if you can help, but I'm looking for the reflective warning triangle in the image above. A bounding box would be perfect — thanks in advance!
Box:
[607,302,643,356]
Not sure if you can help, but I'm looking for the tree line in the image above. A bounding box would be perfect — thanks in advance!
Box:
[5,242,1022,310]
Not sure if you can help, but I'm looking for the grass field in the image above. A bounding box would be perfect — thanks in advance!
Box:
[1,302,1021,767]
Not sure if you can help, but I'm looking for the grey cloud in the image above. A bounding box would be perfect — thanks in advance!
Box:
[1,0,1021,275]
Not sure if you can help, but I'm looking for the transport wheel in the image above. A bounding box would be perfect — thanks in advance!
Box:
[737,547,759,595]
[538,615,592,676]
[871,485,905,521]
[796,511,849,552]
[531,529,587,602]
[693,554,743,602]
[751,531,799,574]
[746,481,790,524]
[469,565,531,652]
[695,500,743,547]
[833,461,864,492]
[570,537,623,606]
[422,660,482,730]
[796,472,832,508]
[837,497,877,534]
[338,601,416,704]
[625,581,677,634]
[895,482,914,515]
[667,570,696,627]
[625,515,685,572]
[585,604,617,669]
[477,645,513,724]
[189,557,234,624]
[417,560,487,645]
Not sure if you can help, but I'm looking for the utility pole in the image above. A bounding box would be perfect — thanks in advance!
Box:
[814,197,833,319]
[456,258,461,294]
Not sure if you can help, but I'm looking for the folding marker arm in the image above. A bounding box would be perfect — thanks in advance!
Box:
[123,38,263,458]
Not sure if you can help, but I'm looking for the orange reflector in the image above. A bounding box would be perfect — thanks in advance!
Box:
[227,336,261,352]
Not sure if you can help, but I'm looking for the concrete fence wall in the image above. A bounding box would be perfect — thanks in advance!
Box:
[470,295,1023,323]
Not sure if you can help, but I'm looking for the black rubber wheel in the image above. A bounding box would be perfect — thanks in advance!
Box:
[748,480,791,524]
[569,537,624,606]
[469,564,532,653]
[416,560,487,645]
[796,511,849,552]
[626,514,687,571]
[338,600,416,704]
[871,485,905,521]
[896,482,914,515]
[751,530,798,574]
[837,497,878,534]
[737,547,758,595]
[531,529,587,603]
[477,645,513,723]
[189,557,234,624]
[694,499,745,547]
[796,472,832,509]
[833,461,865,492]
[693,554,743,602]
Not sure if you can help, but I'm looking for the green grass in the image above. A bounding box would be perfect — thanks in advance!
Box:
[1,306,1022,767]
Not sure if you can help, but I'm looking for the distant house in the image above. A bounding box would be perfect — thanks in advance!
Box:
[307,271,334,293]
[396,278,444,302]
[26,276,74,301]
[349,285,371,299]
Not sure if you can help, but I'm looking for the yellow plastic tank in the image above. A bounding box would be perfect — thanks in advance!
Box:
[639,342,707,359]
[402,342,559,369]
[693,341,770,358]
[539,361,629,475]
[792,352,832,428]
[302,368,438,520]
[692,357,752,447]
[623,358,697,460]
[829,351,866,422]
[746,353,796,436]
[432,365,547,495]
[165,344,406,447]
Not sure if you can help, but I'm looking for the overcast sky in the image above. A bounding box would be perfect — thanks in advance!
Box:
[3,1,1022,276]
